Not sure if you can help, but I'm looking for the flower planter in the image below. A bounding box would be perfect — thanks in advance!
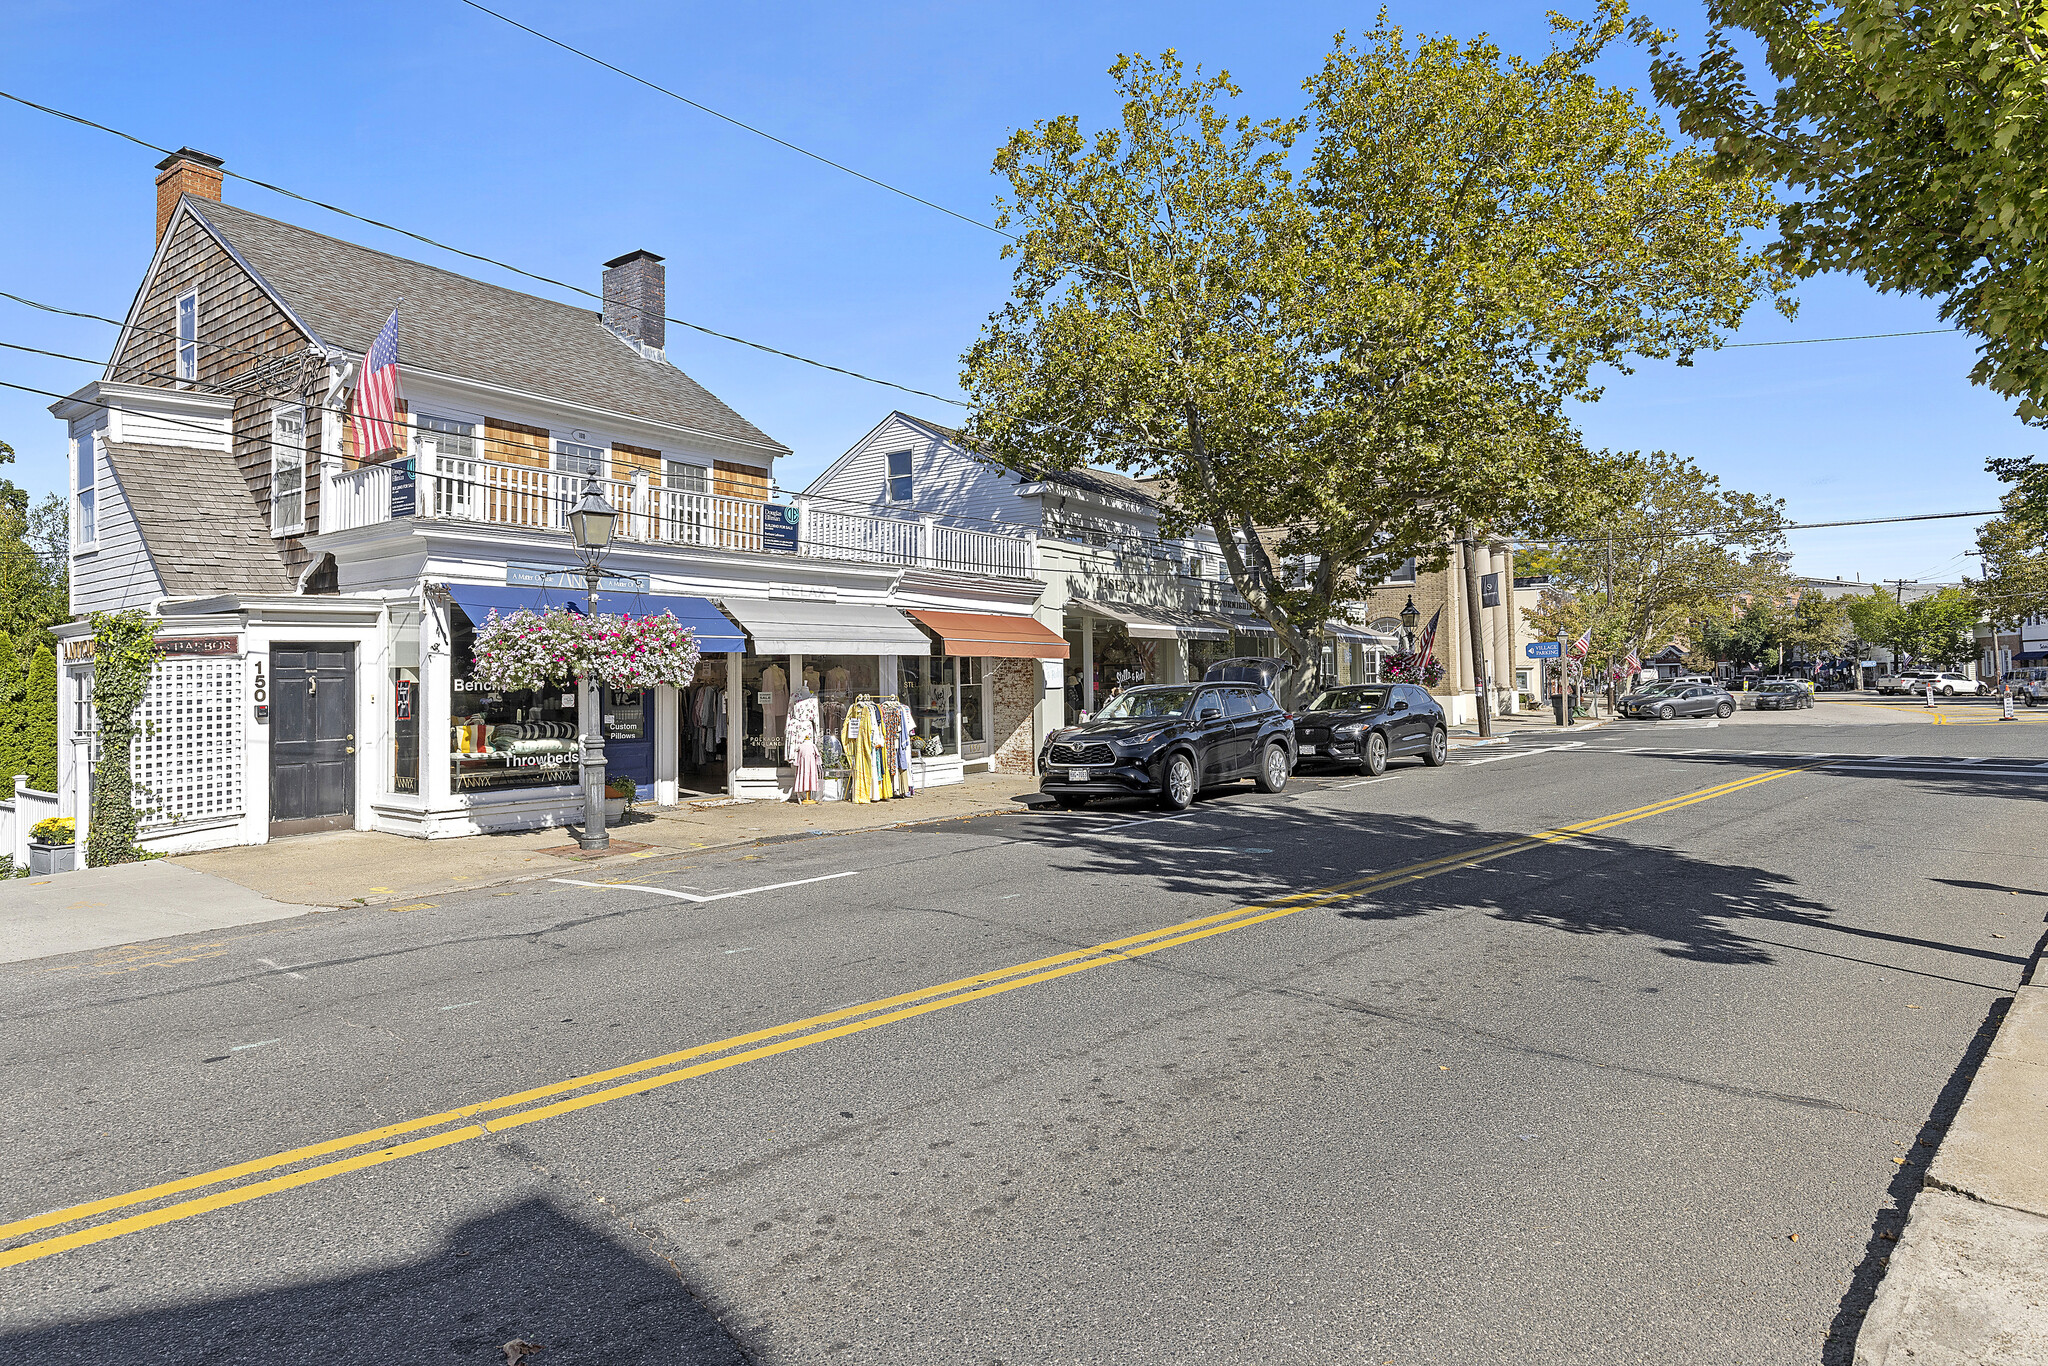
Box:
[28,841,76,875]
[604,797,628,825]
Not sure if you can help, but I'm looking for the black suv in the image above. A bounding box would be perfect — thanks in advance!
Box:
[1040,682,1297,810]
[1292,683,1448,775]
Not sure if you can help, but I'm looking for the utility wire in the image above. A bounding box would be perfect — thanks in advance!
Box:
[1722,328,1955,348]
[0,89,969,408]
[3,287,302,371]
[455,0,1007,240]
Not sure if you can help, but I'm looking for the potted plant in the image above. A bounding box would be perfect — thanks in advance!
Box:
[28,816,77,875]
[604,776,636,825]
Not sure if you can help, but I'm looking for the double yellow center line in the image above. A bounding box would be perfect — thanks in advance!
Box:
[0,765,1802,1271]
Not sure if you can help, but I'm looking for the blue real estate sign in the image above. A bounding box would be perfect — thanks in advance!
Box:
[763,503,800,553]
[1525,640,1562,659]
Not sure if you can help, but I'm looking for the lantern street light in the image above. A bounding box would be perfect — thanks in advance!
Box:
[1398,596,1420,653]
[568,479,617,851]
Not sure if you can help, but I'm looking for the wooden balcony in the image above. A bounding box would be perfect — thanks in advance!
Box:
[323,457,1036,579]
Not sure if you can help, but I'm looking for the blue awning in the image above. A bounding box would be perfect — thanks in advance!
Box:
[588,592,746,653]
[444,583,588,623]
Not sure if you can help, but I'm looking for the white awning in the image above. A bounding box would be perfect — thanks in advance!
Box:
[1071,597,1230,641]
[1323,621,1399,648]
[716,598,929,655]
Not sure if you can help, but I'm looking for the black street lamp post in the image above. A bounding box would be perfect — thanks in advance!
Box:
[1398,596,1420,653]
[568,479,617,852]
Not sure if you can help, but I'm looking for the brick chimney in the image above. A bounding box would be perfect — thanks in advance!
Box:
[602,250,665,354]
[155,148,224,243]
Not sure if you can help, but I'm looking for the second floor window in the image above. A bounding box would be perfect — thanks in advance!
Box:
[557,440,605,480]
[886,449,912,502]
[270,406,306,535]
[176,290,198,382]
[74,432,96,549]
[666,462,710,495]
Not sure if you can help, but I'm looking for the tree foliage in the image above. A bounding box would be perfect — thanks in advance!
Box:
[86,612,157,867]
[961,8,1787,697]
[0,631,21,785]
[23,644,56,793]
[1972,515,2048,630]
[1520,449,1789,662]
[1644,1,2048,421]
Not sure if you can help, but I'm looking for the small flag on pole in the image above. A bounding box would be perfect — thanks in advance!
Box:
[1415,608,1442,666]
[351,304,403,458]
[1624,646,1641,675]
[1569,626,1593,659]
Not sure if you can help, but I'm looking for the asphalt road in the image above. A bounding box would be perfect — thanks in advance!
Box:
[4,701,2046,1365]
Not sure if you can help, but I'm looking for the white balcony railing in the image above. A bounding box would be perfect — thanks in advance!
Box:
[322,458,1035,579]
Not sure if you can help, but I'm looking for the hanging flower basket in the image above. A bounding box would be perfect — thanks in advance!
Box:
[471,608,701,691]
[1382,650,1445,686]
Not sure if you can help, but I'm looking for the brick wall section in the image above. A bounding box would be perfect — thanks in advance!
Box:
[601,250,665,351]
[989,658,1039,774]
[155,154,223,243]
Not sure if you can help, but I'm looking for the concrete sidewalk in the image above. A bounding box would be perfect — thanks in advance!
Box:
[1856,938,2048,1363]
[0,861,309,964]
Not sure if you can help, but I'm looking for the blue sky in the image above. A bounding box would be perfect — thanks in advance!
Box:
[0,0,2029,584]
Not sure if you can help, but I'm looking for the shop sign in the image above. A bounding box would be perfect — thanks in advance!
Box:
[1525,641,1562,659]
[763,503,800,554]
[158,636,241,658]
[506,563,650,593]
[1480,572,1500,608]
[63,639,95,663]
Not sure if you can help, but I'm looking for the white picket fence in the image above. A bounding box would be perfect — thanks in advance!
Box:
[1,774,62,871]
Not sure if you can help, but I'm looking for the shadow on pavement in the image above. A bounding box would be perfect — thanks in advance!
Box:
[0,1197,747,1366]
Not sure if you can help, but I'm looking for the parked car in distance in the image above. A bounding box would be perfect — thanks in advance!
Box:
[1924,671,1987,697]
[1760,675,1817,694]
[1876,671,1931,695]
[1040,681,1296,810]
[1616,680,1683,711]
[1292,683,1449,776]
[1623,683,1735,720]
[2004,667,2048,706]
[1753,682,1812,710]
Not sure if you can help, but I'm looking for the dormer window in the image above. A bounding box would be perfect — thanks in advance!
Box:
[176,290,198,382]
[74,430,96,551]
[886,449,912,502]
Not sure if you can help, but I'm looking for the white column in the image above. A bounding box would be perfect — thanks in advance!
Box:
[724,651,742,798]
[653,683,679,807]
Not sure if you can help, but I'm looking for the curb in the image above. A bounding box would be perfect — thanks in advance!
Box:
[1854,928,2048,1364]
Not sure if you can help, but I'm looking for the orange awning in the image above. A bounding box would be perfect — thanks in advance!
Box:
[907,610,1069,659]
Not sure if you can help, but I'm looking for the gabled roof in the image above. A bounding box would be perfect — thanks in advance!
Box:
[890,411,1158,509]
[183,199,788,458]
[103,444,295,596]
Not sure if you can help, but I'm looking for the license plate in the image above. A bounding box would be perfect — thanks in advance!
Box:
[1067,768,1090,782]
[1299,744,1317,754]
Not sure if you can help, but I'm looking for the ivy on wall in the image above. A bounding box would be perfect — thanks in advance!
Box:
[85,610,159,868]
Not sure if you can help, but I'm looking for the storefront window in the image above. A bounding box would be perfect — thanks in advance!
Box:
[1090,620,1158,701]
[390,603,422,794]
[805,654,879,771]
[602,688,645,741]
[740,655,795,767]
[1188,637,1232,681]
[959,658,986,759]
[449,607,580,793]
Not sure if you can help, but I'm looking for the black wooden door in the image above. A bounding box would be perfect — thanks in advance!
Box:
[270,644,356,830]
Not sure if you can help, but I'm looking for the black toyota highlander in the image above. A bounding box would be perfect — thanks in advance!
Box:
[1039,681,1296,810]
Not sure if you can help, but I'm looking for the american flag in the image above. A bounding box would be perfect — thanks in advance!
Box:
[1569,625,1593,659]
[1415,607,1442,665]
[1624,646,1641,675]
[351,304,403,458]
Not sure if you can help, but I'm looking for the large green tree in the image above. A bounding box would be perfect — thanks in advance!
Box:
[1844,586,1905,666]
[961,8,1786,698]
[23,644,56,792]
[1520,449,1788,672]
[1974,515,2048,635]
[1643,1,2048,422]
[1902,587,1983,670]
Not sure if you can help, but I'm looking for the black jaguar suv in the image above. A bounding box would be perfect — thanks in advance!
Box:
[1291,683,1448,775]
[1039,682,1296,810]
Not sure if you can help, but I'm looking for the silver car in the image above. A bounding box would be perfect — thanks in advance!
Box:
[1624,683,1735,720]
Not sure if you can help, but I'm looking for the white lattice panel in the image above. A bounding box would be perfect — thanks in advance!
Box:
[134,659,245,831]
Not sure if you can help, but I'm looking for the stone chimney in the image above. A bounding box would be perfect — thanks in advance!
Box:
[602,250,665,354]
[155,148,224,243]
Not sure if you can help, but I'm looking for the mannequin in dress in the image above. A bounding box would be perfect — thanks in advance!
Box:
[761,661,790,745]
[785,684,821,802]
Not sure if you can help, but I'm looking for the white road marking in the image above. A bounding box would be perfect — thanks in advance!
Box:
[438,1001,481,1011]
[551,870,860,904]
[723,947,759,955]
[1333,776,1398,789]
[229,1039,279,1053]
[257,957,305,980]
[1461,741,1585,765]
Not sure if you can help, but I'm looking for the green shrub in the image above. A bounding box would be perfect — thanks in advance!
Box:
[605,775,637,802]
[0,631,22,784]
[24,644,55,791]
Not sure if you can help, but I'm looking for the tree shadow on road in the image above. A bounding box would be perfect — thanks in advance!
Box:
[0,1197,748,1366]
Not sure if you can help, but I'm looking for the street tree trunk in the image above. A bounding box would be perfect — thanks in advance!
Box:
[1460,531,1492,738]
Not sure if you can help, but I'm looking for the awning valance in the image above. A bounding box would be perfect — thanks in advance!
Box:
[907,610,1069,659]
[1323,621,1399,648]
[1070,597,1230,641]
[718,598,929,655]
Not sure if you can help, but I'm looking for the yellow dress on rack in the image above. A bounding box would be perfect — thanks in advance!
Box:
[845,701,884,804]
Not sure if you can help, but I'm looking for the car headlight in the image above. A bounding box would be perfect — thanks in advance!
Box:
[1124,728,1168,746]
[1334,723,1365,739]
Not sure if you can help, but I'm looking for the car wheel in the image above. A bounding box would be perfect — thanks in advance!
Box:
[1363,730,1388,777]
[1658,704,1676,720]
[1254,743,1289,794]
[1054,795,1088,810]
[1716,701,1734,718]
[1421,725,1448,767]
[1159,752,1198,810]
[1941,686,1955,697]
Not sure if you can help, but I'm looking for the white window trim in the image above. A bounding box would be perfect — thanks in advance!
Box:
[73,429,98,553]
[554,438,609,481]
[885,449,913,502]
[270,405,308,537]
[176,289,199,384]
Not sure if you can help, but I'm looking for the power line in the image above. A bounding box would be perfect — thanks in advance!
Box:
[455,0,1007,240]
[2,287,300,372]
[1722,328,1955,348]
[0,89,969,408]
